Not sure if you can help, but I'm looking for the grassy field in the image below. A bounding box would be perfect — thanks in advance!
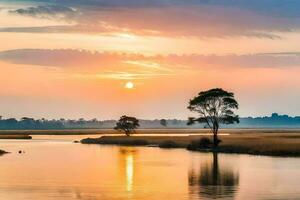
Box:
[80,129,300,157]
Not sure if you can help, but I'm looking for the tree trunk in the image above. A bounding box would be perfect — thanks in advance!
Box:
[125,130,130,136]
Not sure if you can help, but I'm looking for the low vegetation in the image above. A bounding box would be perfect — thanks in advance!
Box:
[158,140,181,148]
[187,134,300,157]
[187,137,213,150]
[81,130,300,157]
[81,136,149,146]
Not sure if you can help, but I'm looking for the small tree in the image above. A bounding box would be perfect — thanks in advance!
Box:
[160,119,168,127]
[114,115,140,136]
[187,88,239,147]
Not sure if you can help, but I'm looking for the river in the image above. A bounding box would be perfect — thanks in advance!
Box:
[0,135,299,200]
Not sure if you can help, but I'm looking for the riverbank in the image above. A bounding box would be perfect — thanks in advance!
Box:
[81,131,300,157]
[0,135,32,139]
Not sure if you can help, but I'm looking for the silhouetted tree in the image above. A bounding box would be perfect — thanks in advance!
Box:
[160,119,167,127]
[114,115,140,136]
[187,88,239,147]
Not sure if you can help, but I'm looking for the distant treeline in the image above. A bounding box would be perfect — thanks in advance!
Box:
[234,113,300,128]
[0,117,115,130]
[0,113,300,130]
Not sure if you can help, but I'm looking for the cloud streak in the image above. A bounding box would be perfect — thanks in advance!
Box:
[0,49,176,80]
[9,5,78,21]
[3,1,300,38]
[1,49,300,71]
[5,0,300,17]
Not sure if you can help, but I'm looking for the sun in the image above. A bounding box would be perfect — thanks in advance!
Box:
[125,81,134,89]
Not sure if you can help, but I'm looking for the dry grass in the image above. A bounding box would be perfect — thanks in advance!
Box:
[213,133,300,156]
[80,129,300,157]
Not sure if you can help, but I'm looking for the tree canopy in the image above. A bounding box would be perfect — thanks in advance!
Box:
[187,88,239,146]
[114,115,140,136]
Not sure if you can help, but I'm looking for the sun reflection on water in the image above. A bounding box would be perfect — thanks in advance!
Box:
[119,148,137,193]
[126,154,134,192]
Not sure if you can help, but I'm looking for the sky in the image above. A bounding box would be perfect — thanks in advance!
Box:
[0,0,300,120]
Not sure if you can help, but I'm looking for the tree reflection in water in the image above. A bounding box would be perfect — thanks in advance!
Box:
[189,153,239,199]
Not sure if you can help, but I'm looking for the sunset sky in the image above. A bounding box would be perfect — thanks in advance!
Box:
[1,0,300,119]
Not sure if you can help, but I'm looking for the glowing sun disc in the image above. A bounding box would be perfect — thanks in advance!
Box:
[125,81,134,89]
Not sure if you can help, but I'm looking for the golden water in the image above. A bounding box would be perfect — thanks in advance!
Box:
[0,135,299,200]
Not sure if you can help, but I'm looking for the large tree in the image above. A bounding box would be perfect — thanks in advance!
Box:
[187,88,239,147]
[114,115,140,136]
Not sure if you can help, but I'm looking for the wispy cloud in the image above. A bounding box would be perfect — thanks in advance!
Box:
[74,71,173,80]
[123,60,174,72]
[3,1,300,38]
[5,0,300,18]
[9,5,79,21]
[1,49,300,71]
[0,49,177,80]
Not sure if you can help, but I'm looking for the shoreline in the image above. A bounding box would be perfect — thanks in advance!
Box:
[80,133,300,157]
[1,129,300,157]
[0,135,32,140]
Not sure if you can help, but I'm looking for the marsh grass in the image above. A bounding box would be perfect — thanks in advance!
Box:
[187,137,213,150]
[158,140,181,148]
[81,130,300,157]
[81,136,149,146]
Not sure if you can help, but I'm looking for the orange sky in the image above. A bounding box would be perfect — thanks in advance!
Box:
[0,1,300,119]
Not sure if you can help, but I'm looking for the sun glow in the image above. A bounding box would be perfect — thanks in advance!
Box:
[125,81,134,89]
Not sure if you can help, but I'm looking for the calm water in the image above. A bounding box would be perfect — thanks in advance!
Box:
[0,135,299,200]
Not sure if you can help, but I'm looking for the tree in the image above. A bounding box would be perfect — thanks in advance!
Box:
[114,115,140,136]
[187,88,239,147]
[160,119,168,127]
